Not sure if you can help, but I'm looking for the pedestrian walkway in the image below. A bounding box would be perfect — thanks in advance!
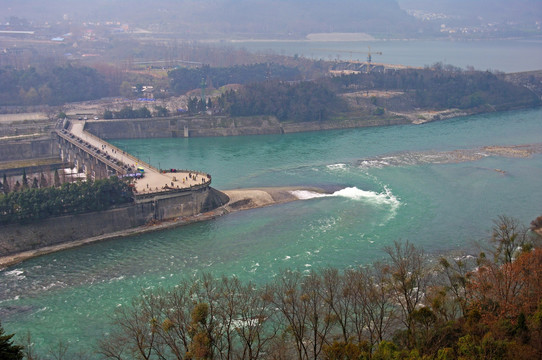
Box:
[68,120,210,194]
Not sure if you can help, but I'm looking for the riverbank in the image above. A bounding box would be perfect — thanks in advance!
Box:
[0,186,325,269]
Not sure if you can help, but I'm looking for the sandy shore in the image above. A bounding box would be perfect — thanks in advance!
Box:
[0,186,325,269]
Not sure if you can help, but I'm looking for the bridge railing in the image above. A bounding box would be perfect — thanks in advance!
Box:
[133,180,211,202]
[81,122,160,172]
[133,169,212,199]
[55,129,127,174]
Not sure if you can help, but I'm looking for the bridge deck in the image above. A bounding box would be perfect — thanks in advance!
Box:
[67,120,210,195]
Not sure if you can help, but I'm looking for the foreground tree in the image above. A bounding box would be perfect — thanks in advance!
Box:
[100,275,279,360]
[383,240,430,348]
[0,322,24,360]
[490,215,530,264]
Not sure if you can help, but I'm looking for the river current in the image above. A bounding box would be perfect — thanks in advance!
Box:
[1,108,542,354]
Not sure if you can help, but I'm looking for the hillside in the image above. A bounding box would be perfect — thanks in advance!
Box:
[2,0,428,39]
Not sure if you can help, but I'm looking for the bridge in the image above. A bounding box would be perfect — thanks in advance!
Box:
[55,120,211,198]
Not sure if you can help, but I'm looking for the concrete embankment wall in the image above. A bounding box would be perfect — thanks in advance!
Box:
[0,187,229,257]
[85,115,411,139]
[0,137,59,162]
[85,116,284,139]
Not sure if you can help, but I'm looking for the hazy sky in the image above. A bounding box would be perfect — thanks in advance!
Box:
[1,0,540,39]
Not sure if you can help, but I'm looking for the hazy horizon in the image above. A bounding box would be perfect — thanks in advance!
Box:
[1,0,540,40]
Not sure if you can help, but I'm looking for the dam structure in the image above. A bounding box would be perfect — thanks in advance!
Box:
[0,120,229,258]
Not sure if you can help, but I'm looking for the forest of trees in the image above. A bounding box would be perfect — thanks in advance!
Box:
[1,60,540,117]
[0,62,304,107]
[0,65,107,106]
[181,66,541,123]
[0,176,133,224]
[214,80,346,122]
[332,66,542,111]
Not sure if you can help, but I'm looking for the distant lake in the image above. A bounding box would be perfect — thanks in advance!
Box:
[226,38,542,73]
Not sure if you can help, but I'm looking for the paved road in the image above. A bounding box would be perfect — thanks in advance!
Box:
[69,121,209,194]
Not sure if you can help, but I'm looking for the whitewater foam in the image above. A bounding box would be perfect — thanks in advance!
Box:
[4,269,25,280]
[290,186,400,208]
[290,186,401,222]
[290,190,329,200]
[327,163,348,170]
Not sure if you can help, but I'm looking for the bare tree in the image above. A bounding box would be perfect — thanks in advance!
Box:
[491,215,529,264]
[98,290,163,360]
[231,280,279,360]
[302,271,335,359]
[361,262,398,349]
[213,276,243,359]
[321,267,353,344]
[432,255,472,320]
[383,240,430,348]
[21,331,42,360]
[269,270,335,360]
[268,270,310,360]
[150,285,193,359]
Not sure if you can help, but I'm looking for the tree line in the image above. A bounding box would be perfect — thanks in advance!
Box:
[102,105,170,119]
[208,80,346,122]
[0,176,133,224]
[332,66,542,111]
[188,67,540,122]
[2,61,540,116]
[0,65,106,106]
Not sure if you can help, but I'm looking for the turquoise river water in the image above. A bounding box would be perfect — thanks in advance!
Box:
[1,108,542,355]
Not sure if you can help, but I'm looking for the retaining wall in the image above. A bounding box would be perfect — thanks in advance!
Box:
[0,138,59,162]
[0,187,229,257]
[84,116,283,139]
[84,114,412,139]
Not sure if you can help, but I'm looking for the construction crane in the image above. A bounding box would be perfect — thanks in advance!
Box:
[366,46,383,73]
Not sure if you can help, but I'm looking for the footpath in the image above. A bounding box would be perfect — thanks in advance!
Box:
[69,121,208,194]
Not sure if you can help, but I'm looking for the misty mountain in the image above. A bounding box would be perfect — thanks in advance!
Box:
[3,0,426,38]
[3,0,539,39]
